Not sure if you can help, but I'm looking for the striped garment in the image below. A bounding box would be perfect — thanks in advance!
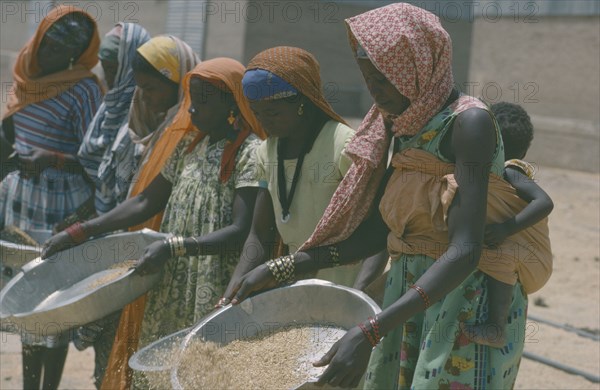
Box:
[0,77,102,231]
[78,23,150,214]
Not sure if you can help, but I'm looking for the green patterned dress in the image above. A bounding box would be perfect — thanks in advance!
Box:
[364,97,527,390]
[138,133,261,345]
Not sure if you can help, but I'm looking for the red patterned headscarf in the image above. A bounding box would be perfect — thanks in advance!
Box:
[300,3,454,250]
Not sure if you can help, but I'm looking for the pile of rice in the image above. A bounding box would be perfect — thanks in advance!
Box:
[145,325,344,389]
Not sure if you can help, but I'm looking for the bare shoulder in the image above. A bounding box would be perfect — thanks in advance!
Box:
[452,107,496,159]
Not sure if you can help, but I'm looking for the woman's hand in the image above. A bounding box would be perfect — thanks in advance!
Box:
[18,148,55,178]
[229,264,278,304]
[134,240,172,275]
[313,326,373,388]
[484,223,511,248]
[42,231,77,259]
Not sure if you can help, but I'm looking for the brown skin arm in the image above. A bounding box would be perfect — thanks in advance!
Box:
[42,174,173,258]
[227,108,497,388]
[135,186,259,275]
[223,188,278,299]
[484,166,554,246]
[314,108,498,388]
[18,147,86,179]
[352,249,389,291]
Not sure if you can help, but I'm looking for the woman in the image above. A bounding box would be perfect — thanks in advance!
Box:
[222,46,387,302]
[104,35,199,220]
[229,4,534,389]
[78,22,151,215]
[43,58,266,388]
[0,6,102,389]
[68,22,151,389]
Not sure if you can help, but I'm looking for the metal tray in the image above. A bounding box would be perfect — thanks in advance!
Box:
[129,327,192,373]
[0,229,166,336]
[0,229,51,269]
[168,279,381,389]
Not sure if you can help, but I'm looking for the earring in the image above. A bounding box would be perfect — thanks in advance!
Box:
[227,110,236,125]
[68,57,74,70]
[297,103,304,116]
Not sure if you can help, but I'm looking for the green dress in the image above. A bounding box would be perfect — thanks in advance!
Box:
[138,133,261,344]
[364,97,527,390]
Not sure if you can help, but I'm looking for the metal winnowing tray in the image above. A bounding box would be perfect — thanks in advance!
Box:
[0,228,167,336]
[129,279,381,390]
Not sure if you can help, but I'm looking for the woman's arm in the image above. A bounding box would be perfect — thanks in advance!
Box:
[18,147,86,178]
[135,186,259,275]
[222,188,278,300]
[228,175,391,303]
[352,249,389,292]
[184,187,260,256]
[315,108,498,387]
[42,174,173,258]
[485,167,554,246]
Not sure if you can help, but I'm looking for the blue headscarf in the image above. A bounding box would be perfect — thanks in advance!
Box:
[78,22,151,213]
[242,68,298,101]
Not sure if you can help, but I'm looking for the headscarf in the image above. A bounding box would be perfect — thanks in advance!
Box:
[3,5,101,119]
[77,23,151,213]
[300,3,455,250]
[45,11,95,49]
[125,35,200,231]
[97,25,122,63]
[137,36,182,84]
[184,58,266,183]
[98,36,200,218]
[99,38,199,389]
[244,46,347,126]
[242,69,298,100]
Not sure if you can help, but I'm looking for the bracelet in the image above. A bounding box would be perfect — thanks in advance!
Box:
[358,322,377,348]
[265,254,295,284]
[328,245,340,267]
[65,222,88,244]
[166,236,186,257]
[175,236,186,257]
[368,316,381,345]
[409,284,431,308]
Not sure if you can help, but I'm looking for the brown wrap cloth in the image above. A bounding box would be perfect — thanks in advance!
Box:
[380,148,552,294]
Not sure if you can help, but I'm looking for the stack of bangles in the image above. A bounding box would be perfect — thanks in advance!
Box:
[265,254,295,284]
[65,222,88,244]
[358,316,381,348]
[165,236,186,257]
[409,284,431,308]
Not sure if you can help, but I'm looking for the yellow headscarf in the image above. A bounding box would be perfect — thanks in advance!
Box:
[136,36,182,84]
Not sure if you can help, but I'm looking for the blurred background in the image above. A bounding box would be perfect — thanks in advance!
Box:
[1,1,599,389]
[2,0,599,171]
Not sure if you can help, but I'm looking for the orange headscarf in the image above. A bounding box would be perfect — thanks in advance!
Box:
[127,57,265,231]
[3,5,101,119]
[184,58,266,182]
[100,58,265,390]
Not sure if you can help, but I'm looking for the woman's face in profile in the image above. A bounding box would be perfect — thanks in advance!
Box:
[133,70,179,113]
[188,77,235,138]
[249,97,305,139]
[357,58,410,116]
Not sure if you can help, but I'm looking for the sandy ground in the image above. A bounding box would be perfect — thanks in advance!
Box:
[0,165,598,390]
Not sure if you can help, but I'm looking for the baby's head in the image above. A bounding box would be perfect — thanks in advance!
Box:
[491,102,534,161]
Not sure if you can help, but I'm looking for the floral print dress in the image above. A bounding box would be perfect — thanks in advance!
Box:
[138,133,261,344]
